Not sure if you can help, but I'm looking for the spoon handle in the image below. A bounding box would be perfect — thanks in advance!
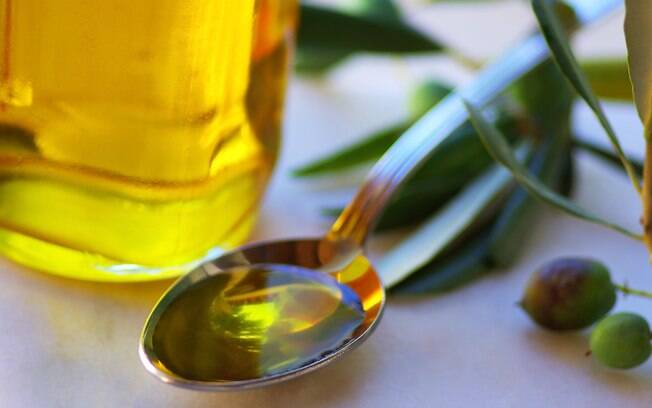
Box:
[328,34,549,245]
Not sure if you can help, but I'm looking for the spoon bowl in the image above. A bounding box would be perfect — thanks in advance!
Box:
[140,237,384,390]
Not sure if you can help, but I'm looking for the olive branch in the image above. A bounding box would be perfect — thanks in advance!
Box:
[294,0,641,293]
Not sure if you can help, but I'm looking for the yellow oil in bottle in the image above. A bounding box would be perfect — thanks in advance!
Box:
[151,265,366,381]
[0,0,297,280]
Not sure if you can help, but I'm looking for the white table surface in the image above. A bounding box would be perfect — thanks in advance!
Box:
[3,2,652,407]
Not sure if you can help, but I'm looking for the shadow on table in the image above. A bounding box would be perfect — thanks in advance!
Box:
[525,328,652,395]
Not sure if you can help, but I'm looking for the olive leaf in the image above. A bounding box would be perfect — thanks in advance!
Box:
[464,100,642,240]
[624,0,652,136]
[295,50,351,74]
[531,0,641,194]
[344,0,402,23]
[297,4,442,54]
[292,79,515,232]
[580,58,633,102]
[574,138,644,178]
[390,229,491,294]
[292,79,453,176]
[296,0,408,73]
[292,123,404,177]
[391,138,574,294]
[487,136,570,266]
[378,144,530,288]
[305,118,516,230]
[490,58,576,266]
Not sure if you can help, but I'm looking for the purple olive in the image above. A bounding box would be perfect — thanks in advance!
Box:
[520,258,616,331]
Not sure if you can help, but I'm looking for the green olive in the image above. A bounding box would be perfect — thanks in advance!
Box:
[520,258,616,331]
[590,313,651,369]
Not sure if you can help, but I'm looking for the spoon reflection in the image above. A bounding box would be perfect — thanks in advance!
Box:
[149,264,365,382]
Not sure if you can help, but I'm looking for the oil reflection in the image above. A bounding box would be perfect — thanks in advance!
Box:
[152,265,365,381]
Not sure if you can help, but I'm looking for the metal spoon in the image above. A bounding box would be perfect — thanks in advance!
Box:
[139,0,619,391]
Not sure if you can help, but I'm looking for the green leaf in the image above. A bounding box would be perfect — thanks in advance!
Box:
[491,59,575,267]
[322,172,478,229]
[487,133,571,267]
[310,119,518,232]
[464,100,642,240]
[292,122,405,177]
[295,1,403,74]
[580,58,633,102]
[376,170,485,230]
[389,229,491,295]
[293,112,511,180]
[297,4,442,54]
[295,0,407,74]
[343,0,403,23]
[390,136,575,294]
[376,120,514,230]
[510,59,574,134]
[292,78,453,177]
[574,138,644,178]
[624,0,652,134]
[305,115,519,231]
[378,145,530,288]
[531,0,641,193]
[295,49,351,74]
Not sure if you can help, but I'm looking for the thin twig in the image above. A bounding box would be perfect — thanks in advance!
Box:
[642,141,652,259]
[614,282,652,300]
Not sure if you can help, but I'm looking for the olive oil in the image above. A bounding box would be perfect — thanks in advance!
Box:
[0,0,297,280]
[151,266,366,381]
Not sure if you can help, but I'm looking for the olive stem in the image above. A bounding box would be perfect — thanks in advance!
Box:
[641,140,652,259]
[614,283,652,300]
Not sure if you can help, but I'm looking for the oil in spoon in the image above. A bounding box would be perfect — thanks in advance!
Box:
[150,265,365,381]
